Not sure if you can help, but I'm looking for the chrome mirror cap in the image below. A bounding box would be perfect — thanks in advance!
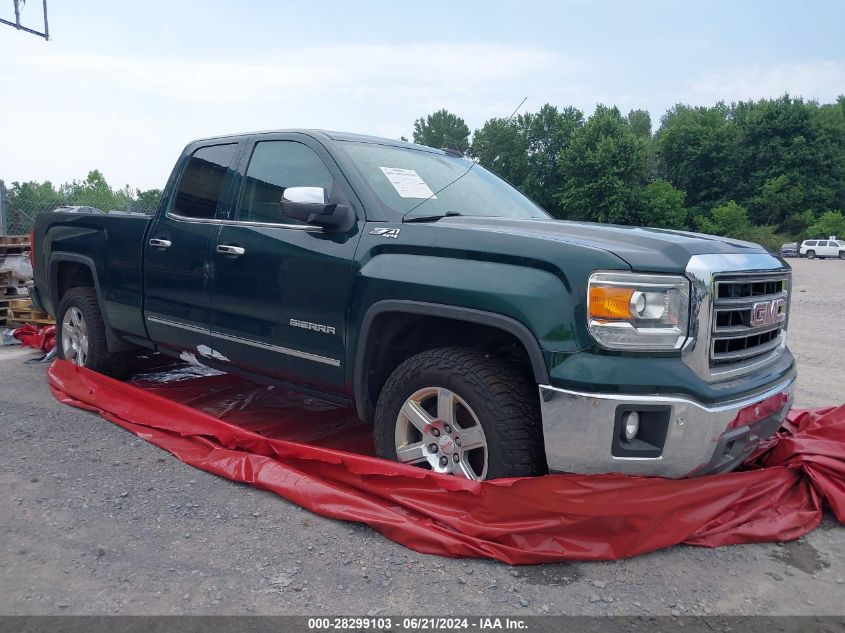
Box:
[282,186,326,205]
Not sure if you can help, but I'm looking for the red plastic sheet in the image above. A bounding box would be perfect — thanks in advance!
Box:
[14,323,56,352]
[47,359,845,564]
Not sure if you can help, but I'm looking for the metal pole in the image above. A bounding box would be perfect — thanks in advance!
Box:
[0,180,7,237]
[42,0,49,40]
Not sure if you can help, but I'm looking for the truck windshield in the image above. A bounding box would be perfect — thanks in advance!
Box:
[337,141,549,221]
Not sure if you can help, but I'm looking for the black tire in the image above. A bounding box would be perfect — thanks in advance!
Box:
[374,347,546,480]
[806,250,816,259]
[56,287,126,377]
[839,251,845,260]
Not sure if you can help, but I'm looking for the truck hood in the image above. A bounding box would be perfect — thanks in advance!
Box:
[438,217,770,272]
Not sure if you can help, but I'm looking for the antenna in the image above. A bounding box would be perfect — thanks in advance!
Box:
[507,97,528,121]
[401,97,530,221]
[1,0,50,40]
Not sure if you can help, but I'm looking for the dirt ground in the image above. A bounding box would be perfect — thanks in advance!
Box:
[0,258,843,616]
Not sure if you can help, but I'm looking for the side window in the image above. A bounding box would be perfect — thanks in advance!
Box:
[172,144,237,219]
[238,141,334,224]
[806,241,817,246]
[818,241,829,247]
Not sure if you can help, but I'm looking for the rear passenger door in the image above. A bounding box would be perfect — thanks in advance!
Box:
[210,134,363,395]
[144,142,240,357]
[818,241,834,257]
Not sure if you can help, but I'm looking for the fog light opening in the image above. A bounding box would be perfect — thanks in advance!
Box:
[622,411,640,442]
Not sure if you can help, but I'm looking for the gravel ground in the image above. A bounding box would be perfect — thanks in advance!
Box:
[1,258,843,616]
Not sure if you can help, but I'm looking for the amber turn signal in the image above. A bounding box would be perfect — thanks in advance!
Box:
[589,286,635,319]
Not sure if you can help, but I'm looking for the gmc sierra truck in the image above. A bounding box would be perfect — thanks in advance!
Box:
[31,130,796,481]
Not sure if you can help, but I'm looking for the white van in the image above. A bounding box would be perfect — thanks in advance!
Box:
[799,238,845,259]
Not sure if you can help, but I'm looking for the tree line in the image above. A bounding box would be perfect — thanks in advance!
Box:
[412,96,845,249]
[5,170,163,222]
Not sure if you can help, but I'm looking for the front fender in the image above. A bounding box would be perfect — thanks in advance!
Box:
[351,253,584,353]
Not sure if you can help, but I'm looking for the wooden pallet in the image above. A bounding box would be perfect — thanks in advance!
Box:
[7,298,31,310]
[0,243,31,256]
[1,235,31,257]
[8,300,55,326]
[1,237,34,326]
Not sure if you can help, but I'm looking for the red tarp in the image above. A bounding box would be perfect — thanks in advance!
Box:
[14,323,56,352]
[47,359,845,564]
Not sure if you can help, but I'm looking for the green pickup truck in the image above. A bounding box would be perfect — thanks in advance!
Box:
[31,130,796,481]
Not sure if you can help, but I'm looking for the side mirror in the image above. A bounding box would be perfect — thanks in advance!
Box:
[280,186,355,232]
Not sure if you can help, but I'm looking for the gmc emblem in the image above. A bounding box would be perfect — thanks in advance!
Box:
[750,298,786,327]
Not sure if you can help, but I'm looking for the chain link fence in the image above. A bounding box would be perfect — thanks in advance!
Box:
[0,179,160,236]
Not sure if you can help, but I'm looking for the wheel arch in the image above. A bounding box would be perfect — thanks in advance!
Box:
[353,300,549,422]
[49,253,101,309]
[49,253,133,353]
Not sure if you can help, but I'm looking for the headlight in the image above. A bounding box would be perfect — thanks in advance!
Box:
[587,272,689,350]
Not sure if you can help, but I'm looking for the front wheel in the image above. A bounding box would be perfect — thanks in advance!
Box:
[839,251,845,260]
[56,287,125,377]
[806,250,816,259]
[373,347,546,481]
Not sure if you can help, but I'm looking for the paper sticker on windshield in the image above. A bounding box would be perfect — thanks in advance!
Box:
[379,167,437,199]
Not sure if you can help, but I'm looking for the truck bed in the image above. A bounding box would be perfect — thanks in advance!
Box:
[33,211,152,343]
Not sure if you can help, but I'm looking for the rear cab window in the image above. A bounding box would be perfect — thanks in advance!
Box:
[171,144,238,219]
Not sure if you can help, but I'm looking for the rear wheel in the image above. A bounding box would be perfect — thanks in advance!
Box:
[839,251,845,260]
[806,250,816,259]
[374,347,546,481]
[56,287,125,377]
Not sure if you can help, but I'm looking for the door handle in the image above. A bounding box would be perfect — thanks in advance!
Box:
[149,238,172,249]
[217,244,245,256]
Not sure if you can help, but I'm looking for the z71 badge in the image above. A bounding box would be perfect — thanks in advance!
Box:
[370,227,400,239]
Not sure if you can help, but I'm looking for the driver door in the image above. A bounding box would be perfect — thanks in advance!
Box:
[210,135,363,395]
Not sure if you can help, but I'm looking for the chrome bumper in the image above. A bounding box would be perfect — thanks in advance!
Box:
[539,376,795,478]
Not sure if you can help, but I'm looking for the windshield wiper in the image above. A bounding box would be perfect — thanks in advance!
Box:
[403,211,464,223]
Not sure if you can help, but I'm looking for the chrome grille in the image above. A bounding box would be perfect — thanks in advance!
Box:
[710,274,789,366]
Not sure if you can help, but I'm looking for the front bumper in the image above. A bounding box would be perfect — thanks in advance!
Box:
[539,374,795,478]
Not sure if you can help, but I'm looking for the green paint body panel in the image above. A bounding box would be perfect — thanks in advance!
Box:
[31,129,794,412]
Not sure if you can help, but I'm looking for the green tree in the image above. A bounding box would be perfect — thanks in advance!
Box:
[697,200,752,237]
[654,103,738,214]
[135,188,163,213]
[806,210,845,239]
[731,95,845,229]
[60,170,120,211]
[6,181,65,230]
[789,209,818,238]
[518,104,583,215]
[695,200,780,250]
[639,179,688,229]
[469,116,529,191]
[556,105,649,224]
[470,104,583,216]
[751,175,805,227]
[412,109,471,151]
[627,109,652,138]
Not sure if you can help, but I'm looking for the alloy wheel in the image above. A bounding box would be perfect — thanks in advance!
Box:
[394,386,488,480]
[61,306,89,366]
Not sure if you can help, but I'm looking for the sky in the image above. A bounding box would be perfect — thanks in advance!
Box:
[0,0,843,191]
